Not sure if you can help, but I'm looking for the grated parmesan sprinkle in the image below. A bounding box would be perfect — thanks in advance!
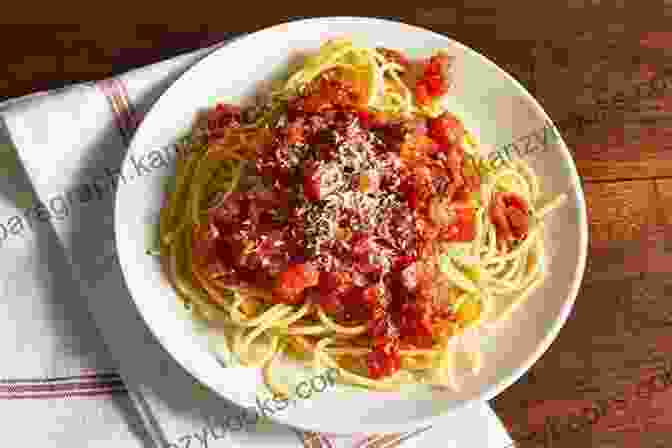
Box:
[295,118,407,258]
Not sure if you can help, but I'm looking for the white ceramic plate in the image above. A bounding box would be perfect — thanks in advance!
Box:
[115,17,588,435]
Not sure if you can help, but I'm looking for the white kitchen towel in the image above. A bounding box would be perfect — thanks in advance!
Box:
[0,98,157,448]
[0,31,514,448]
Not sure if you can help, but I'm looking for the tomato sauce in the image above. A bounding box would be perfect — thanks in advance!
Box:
[194,71,487,379]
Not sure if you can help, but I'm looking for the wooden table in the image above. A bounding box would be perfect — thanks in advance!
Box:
[3,2,671,447]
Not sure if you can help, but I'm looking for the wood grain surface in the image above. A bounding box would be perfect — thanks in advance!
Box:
[2,1,672,447]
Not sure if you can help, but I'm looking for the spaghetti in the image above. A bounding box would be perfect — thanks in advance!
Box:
[158,39,566,393]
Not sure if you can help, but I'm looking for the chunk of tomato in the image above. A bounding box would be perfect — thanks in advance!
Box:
[415,81,430,105]
[502,192,530,216]
[497,192,530,240]
[399,177,417,209]
[317,271,352,315]
[357,110,371,129]
[398,302,434,348]
[366,342,401,379]
[443,206,476,242]
[424,54,450,77]
[273,263,319,304]
[428,112,464,148]
[302,162,321,201]
[319,271,352,294]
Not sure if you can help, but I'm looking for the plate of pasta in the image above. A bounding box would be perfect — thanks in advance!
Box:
[115,17,588,434]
